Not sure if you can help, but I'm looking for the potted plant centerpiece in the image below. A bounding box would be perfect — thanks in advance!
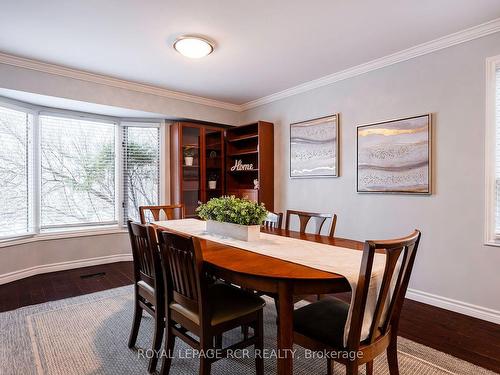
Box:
[184,146,195,166]
[196,196,267,241]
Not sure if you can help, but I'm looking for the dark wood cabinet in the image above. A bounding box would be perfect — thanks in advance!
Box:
[170,122,225,217]
[225,121,274,211]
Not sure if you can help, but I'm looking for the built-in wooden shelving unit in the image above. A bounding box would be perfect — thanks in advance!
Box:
[225,121,274,211]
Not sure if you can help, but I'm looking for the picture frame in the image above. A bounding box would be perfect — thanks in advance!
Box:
[356,114,432,194]
[290,114,339,178]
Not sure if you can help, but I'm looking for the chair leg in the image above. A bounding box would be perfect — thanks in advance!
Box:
[199,336,212,375]
[128,301,143,348]
[214,334,223,349]
[241,325,249,340]
[159,326,176,375]
[366,361,374,375]
[148,311,165,373]
[255,310,264,375]
[327,359,334,375]
[346,361,358,375]
[387,336,400,375]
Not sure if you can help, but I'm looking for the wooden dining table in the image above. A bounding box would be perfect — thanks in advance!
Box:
[155,224,364,375]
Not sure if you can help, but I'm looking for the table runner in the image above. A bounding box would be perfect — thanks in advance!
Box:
[154,219,389,346]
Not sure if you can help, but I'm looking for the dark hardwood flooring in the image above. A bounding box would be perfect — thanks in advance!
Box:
[0,261,498,373]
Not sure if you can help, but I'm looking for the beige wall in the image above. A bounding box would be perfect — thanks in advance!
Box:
[240,32,500,316]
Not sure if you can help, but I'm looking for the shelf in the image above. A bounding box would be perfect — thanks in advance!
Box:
[183,165,200,168]
[183,144,200,149]
[227,134,259,142]
[228,149,258,156]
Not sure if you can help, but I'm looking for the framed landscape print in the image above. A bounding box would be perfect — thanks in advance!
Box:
[357,114,431,194]
[290,114,339,178]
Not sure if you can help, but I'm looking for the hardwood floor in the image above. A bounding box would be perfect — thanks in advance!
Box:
[0,261,498,373]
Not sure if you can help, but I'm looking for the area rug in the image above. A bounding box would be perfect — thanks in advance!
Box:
[0,286,495,375]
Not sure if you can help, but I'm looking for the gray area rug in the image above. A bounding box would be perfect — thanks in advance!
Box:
[0,286,496,375]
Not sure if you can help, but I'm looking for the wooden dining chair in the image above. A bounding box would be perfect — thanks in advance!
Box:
[292,230,422,375]
[156,229,266,375]
[139,204,185,224]
[285,209,337,237]
[127,220,165,373]
[263,211,283,229]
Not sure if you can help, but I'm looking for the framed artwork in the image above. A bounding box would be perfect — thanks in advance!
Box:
[290,114,339,178]
[357,114,432,194]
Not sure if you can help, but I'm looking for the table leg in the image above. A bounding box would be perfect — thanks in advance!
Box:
[277,281,294,375]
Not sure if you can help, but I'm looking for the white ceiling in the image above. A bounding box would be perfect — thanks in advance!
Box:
[1,0,500,105]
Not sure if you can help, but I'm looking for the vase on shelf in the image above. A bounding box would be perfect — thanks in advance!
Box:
[184,156,194,166]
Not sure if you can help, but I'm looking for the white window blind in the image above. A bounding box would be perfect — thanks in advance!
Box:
[122,124,160,222]
[40,115,117,229]
[496,67,500,234]
[0,105,33,238]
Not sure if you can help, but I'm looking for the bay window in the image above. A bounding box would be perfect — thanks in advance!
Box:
[0,99,162,241]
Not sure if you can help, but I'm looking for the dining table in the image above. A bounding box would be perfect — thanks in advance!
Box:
[154,222,364,375]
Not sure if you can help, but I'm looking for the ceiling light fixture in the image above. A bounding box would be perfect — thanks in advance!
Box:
[173,36,214,59]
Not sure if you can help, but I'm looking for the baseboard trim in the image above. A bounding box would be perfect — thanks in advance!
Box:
[0,253,132,285]
[406,288,500,325]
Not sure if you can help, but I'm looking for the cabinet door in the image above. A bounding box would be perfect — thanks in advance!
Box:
[204,128,224,202]
[181,125,201,217]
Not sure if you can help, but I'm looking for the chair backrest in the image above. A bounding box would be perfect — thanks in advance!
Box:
[347,230,421,348]
[285,209,337,237]
[263,211,283,229]
[127,220,162,289]
[139,204,185,224]
[157,230,207,320]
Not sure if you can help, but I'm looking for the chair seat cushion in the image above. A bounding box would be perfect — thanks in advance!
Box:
[293,297,350,348]
[170,283,265,326]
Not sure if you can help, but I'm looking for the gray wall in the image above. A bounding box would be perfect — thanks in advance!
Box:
[240,32,500,313]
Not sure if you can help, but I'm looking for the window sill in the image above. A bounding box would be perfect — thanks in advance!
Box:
[484,239,500,247]
[0,227,127,248]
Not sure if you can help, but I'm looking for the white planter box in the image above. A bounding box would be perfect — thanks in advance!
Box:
[206,220,260,242]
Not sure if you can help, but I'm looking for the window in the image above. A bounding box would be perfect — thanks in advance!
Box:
[0,105,33,238]
[496,66,500,235]
[486,56,500,245]
[0,98,163,241]
[122,124,160,222]
[40,115,117,229]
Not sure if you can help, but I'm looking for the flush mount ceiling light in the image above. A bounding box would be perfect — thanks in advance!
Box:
[173,36,214,59]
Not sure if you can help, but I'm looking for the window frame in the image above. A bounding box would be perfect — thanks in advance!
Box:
[0,97,165,246]
[485,55,500,246]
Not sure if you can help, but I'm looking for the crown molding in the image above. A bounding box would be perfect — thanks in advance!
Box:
[240,17,500,111]
[0,52,241,112]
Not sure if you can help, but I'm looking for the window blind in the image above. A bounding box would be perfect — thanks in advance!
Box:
[122,124,160,223]
[40,115,116,229]
[496,67,500,234]
[0,106,33,238]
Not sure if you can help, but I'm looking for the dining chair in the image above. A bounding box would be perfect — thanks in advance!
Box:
[285,209,337,237]
[139,204,185,224]
[127,220,165,373]
[292,230,422,375]
[156,229,266,375]
[263,211,283,229]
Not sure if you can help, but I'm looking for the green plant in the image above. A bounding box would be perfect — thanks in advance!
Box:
[196,196,267,226]
[183,146,195,157]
